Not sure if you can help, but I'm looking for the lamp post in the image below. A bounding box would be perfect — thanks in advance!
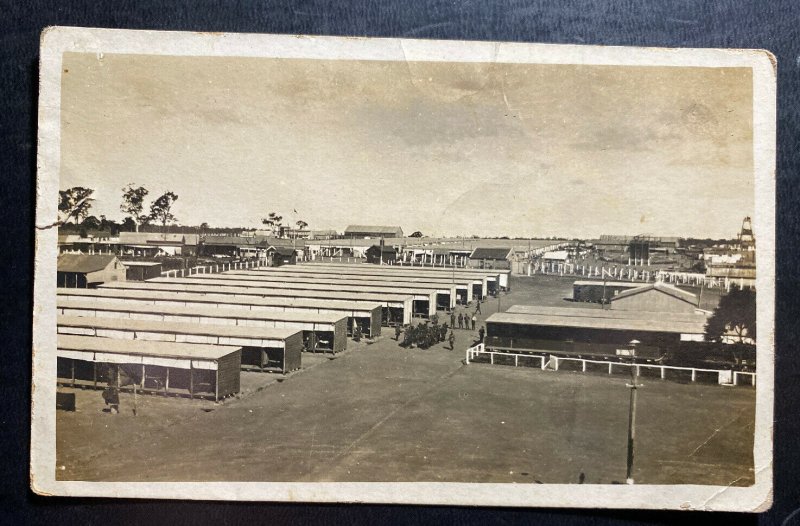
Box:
[625,339,641,484]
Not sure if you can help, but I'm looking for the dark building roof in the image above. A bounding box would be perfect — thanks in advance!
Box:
[367,245,397,254]
[469,247,512,260]
[57,254,119,274]
[344,225,404,237]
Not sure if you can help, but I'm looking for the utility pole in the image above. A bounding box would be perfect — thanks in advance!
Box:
[626,340,641,484]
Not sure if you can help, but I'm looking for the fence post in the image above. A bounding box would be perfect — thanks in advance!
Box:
[661,367,665,379]
[515,355,518,367]
[465,348,470,364]
[553,357,559,371]
[582,360,586,372]
[490,352,494,365]
[691,369,697,382]
[608,363,613,375]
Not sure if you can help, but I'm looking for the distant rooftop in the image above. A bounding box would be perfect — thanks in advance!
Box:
[344,225,404,236]
[57,253,119,273]
[469,247,512,260]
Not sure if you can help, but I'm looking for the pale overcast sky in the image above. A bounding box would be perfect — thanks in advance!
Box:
[60,52,754,238]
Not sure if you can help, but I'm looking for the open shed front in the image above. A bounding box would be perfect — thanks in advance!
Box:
[56,336,242,402]
[239,330,302,373]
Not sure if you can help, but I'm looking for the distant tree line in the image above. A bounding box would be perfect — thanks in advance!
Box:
[58,184,182,235]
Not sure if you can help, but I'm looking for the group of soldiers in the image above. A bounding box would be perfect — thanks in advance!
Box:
[450,304,480,331]
[393,300,488,351]
[395,313,456,350]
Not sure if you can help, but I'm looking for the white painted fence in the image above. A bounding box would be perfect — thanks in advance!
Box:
[160,257,267,278]
[466,346,756,387]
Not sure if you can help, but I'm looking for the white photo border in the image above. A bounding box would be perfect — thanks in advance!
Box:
[32,27,776,511]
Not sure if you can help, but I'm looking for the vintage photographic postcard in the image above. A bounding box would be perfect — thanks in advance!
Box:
[32,27,775,510]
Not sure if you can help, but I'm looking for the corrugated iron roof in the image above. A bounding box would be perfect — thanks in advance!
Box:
[58,334,238,360]
[506,304,708,323]
[58,315,301,341]
[101,281,415,303]
[57,287,382,313]
[57,298,346,324]
[57,254,119,273]
[486,310,705,334]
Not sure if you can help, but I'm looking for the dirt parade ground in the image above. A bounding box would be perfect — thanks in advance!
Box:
[56,275,754,485]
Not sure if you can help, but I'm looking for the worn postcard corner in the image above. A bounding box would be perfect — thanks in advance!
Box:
[32,26,775,510]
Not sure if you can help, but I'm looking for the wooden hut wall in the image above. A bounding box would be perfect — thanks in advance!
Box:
[370,306,382,337]
[333,317,348,353]
[282,331,304,371]
[215,350,242,398]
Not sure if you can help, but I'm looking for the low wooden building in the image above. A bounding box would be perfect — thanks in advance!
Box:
[57,316,303,374]
[57,254,127,288]
[100,280,414,326]
[57,298,348,354]
[467,247,512,270]
[58,287,383,338]
[572,280,643,303]
[484,307,707,361]
[56,334,241,401]
[365,245,397,265]
[121,261,163,281]
[344,225,404,238]
[267,246,297,266]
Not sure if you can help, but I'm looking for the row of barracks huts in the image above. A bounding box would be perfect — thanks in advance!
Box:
[55,258,510,402]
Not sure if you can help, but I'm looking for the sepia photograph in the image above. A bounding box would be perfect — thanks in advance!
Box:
[32,28,775,510]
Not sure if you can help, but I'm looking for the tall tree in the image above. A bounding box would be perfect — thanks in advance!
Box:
[120,184,150,232]
[295,220,308,232]
[148,191,179,227]
[261,212,283,237]
[705,287,757,343]
[58,187,94,225]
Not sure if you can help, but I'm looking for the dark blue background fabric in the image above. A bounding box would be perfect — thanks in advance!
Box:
[2,1,798,524]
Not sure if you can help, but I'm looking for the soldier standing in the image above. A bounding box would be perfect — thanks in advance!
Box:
[458,312,464,329]
[471,314,477,330]
[448,330,455,350]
